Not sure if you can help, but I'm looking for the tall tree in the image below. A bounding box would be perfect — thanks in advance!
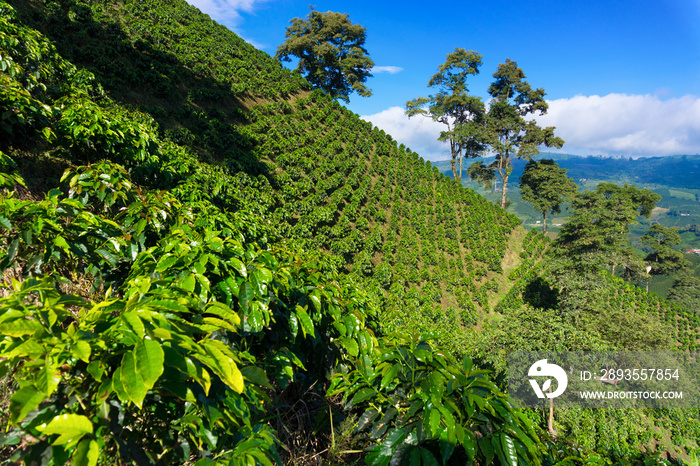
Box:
[469,59,564,209]
[519,159,577,233]
[549,183,660,318]
[275,10,374,102]
[556,183,660,271]
[641,224,690,289]
[405,49,486,182]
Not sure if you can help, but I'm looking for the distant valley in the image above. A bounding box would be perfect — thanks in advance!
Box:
[435,153,700,296]
[436,153,700,249]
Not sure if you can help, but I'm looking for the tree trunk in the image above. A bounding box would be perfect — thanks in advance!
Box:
[449,135,458,181]
[458,156,463,183]
[500,175,508,209]
[548,396,557,437]
[542,211,547,234]
[545,385,557,437]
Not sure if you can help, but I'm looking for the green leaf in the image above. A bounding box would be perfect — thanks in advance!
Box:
[462,356,473,374]
[295,305,314,338]
[5,338,44,359]
[73,439,99,466]
[135,339,164,389]
[256,266,273,283]
[95,248,118,267]
[194,459,218,466]
[379,427,408,456]
[217,277,239,304]
[119,351,148,407]
[288,311,299,337]
[86,360,106,382]
[380,363,399,390]
[9,387,44,424]
[35,360,61,397]
[356,409,379,432]
[36,414,93,446]
[240,365,273,389]
[0,318,43,336]
[164,351,212,395]
[250,271,267,297]
[429,407,441,436]
[181,274,196,292]
[204,302,241,328]
[53,235,70,251]
[71,340,91,363]
[6,238,19,263]
[478,436,495,465]
[358,330,373,353]
[155,254,179,272]
[371,407,398,440]
[440,440,456,464]
[270,352,294,389]
[197,339,244,393]
[230,257,247,277]
[110,371,129,403]
[408,447,421,466]
[195,272,211,294]
[149,299,189,314]
[200,317,237,333]
[438,406,456,442]
[500,433,518,466]
[350,387,376,408]
[120,312,145,341]
[244,304,264,333]
[309,291,322,311]
[461,430,475,460]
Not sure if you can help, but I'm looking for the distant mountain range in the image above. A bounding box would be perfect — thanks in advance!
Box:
[435,153,700,189]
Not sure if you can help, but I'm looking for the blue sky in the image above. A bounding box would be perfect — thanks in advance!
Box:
[186,0,700,159]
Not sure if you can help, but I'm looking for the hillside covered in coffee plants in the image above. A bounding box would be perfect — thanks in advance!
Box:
[1,0,699,464]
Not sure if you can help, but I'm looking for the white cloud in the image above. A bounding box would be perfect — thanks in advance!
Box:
[362,94,700,162]
[537,93,700,157]
[185,0,270,47]
[186,0,261,26]
[361,107,448,161]
[372,65,404,74]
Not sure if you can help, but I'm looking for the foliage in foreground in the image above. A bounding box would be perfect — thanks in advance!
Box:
[0,4,541,462]
[0,161,542,464]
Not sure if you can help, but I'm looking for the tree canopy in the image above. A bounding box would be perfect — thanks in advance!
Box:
[556,183,660,268]
[549,183,661,316]
[469,59,564,209]
[519,159,578,233]
[405,48,486,182]
[641,224,690,276]
[275,10,374,102]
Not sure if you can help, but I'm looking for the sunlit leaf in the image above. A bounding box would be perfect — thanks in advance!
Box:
[36,413,93,446]
[135,339,164,389]
[73,439,99,466]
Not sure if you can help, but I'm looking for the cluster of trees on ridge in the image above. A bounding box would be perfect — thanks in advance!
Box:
[0,0,699,464]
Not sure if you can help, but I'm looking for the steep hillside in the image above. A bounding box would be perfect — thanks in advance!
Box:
[0,1,540,463]
[8,0,523,346]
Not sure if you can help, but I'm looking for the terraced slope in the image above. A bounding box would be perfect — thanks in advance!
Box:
[9,0,521,340]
